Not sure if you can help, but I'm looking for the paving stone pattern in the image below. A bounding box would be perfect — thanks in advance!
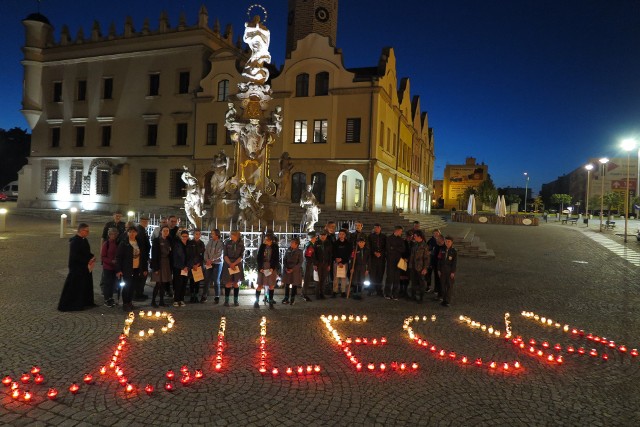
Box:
[0,215,638,426]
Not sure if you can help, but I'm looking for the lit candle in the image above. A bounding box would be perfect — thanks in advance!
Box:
[20,373,30,384]
[148,328,155,336]
[271,368,279,375]
[30,366,40,375]
[23,391,32,402]
[34,374,45,385]
[11,381,19,390]
[2,376,12,386]
[83,373,93,384]
[118,377,128,386]
[69,383,80,394]
[194,370,204,379]
[125,383,134,393]
[47,388,58,399]
[461,356,468,364]
[286,367,293,375]
[180,375,190,385]
[514,361,521,369]
[489,362,497,369]
[411,362,419,370]
[356,363,362,372]
[99,366,107,375]
[145,384,154,395]
[11,389,20,399]
[165,382,174,392]
[166,370,175,380]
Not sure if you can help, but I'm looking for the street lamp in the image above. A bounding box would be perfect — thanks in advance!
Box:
[621,138,637,243]
[599,157,609,231]
[523,172,529,213]
[584,164,593,226]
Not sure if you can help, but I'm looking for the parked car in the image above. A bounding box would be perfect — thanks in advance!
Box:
[1,181,18,200]
[0,192,7,202]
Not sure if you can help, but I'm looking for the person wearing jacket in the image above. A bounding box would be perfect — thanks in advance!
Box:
[409,230,429,303]
[314,230,333,299]
[100,228,119,307]
[115,227,148,312]
[281,238,304,305]
[221,231,245,307]
[368,224,386,297]
[171,230,190,307]
[150,225,172,307]
[438,236,458,307]
[203,229,224,304]
[332,229,352,298]
[351,237,370,300]
[255,234,280,309]
[187,229,206,303]
[385,226,407,300]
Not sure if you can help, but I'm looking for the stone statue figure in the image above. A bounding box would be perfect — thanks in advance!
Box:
[241,15,271,84]
[210,150,229,197]
[237,183,264,226]
[300,183,321,232]
[181,166,207,229]
[225,103,237,127]
[277,152,294,198]
[272,106,283,135]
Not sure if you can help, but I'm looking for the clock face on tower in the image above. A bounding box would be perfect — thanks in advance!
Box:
[315,6,330,22]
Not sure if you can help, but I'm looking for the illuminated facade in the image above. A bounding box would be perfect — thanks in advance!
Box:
[442,157,489,210]
[19,1,435,215]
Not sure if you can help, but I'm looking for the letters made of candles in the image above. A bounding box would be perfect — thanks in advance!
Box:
[2,310,638,403]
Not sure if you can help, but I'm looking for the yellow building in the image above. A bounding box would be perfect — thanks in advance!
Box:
[19,1,435,216]
[442,157,489,210]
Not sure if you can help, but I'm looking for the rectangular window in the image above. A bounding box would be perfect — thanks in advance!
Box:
[101,126,111,147]
[169,169,186,199]
[147,124,158,146]
[206,123,218,145]
[217,80,229,101]
[70,167,83,194]
[296,74,309,97]
[75,126,85,147]
[225,130,233,145]
[45,168,58,194]
[346,118,361,143]
[294,120,307,144]
[176,123,188,146]
[178,71,190,94]
[140,169,157,198]
[53,82,62,102]
[51,127,61,148]
[96,168,110,195]
[77,80,87,101]
[149,73,160,96]
[313,119,328,144]
[103,77,113,99]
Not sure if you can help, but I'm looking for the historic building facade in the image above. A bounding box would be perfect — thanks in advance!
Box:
[441,157,489,210]
[19,1,435,216]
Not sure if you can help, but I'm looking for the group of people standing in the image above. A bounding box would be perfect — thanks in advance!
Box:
[59,213,459,312]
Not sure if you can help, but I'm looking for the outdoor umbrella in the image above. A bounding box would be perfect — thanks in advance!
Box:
[467,194,477,215]
[495,197,502,216]
[500,194,507,217]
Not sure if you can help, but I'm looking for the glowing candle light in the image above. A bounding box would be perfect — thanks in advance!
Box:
[602,354,608,361]
[148,329,155,336]
[475,359,483,367]
[116,369,124,377]
[11,389,20,399]
[166,370,175,380]
[165,382,174,392]
[461,356,468,364]
[356,363,362,372]
[542,342,549,348]
[554,344,562,351]
[11,381,19,390]
[47,388,58,399]
[631,349,638,357]
[286,367,293,375]
[411,362,419,370]
[125,383,134,393]
[439,350,446,357]
[619,345,628,353]
[430,345,437,353]
[34,374,44,385]
[139,310,145,317]
[503,363,509,370]
[399,363,406,371]
[271,368,279,375]
[20,373,30,384]
[306,365,313,374]
[589,349,598,357]
[537,350,543,357]
[119,377,128,386]
[489,361,497,369]
[194,370,204,379]
[23,390,32,402]
[449,352,457,360]
[2,376,12,386]
[180,375,190,385]
[215,363,222,371]
[259,367,267,373]
[30,366,40,375]
[567,346,575,353]
[145,384,154,394]
[69,383,80,394]
[380,363,386,372]
[83,374,93,384]
[180,365,189,374]
[381,337,387,344]
[514,361,521,369]
[578,348,585,355]
[547,355,554,362]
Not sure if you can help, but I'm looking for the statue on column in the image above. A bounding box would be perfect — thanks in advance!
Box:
[300,180,320,232]
[278,152,293,199]
[181,166,206,229]
[210,150,230,198]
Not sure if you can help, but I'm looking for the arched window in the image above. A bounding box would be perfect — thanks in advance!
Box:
[295,73,309,97]
[291,172,306,203]
[217,79,229,101]
[315,72,329,96]
[311,172,326,204]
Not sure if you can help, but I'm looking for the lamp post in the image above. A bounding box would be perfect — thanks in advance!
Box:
[599,158,609,231]
[621,138,637,243]
[523,172,529,213]
[584,164,593,227]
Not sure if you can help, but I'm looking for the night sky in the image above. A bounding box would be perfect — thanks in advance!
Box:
[2,0,639,193]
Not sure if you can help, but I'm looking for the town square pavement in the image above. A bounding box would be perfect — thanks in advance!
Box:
[0,212,638,426]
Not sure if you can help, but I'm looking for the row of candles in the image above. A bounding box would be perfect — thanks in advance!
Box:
[2,366,60,401]
[213,317,226,372]
[520,311,638,359]
[258,317,322,376]
[405,315,523,372]
[321,315,419,372]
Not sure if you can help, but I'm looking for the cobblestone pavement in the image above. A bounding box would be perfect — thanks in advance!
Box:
[0,214,639,426]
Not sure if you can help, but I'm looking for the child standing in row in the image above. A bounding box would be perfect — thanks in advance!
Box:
[255,234,279,309]
[281,238,303,305]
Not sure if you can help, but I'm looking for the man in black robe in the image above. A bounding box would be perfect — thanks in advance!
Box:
[58,223,96,311]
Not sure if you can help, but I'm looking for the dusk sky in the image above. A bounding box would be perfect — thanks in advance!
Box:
[2,0,639,193]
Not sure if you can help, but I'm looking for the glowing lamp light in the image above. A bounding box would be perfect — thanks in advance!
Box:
[99,366,107,375]
[554,344,562,351]
[489,362,497,369]
[514,361,521,369]
[145,384,154,395]
[20,373,31,384]
[271,368,279,376]
[379,363,386,372]
[11,389,20,399]
[589,349,598,357]
[11,381,19,390]
[116,369,124,378]
[125,383,135,393]
[118,377,128,386]
[306,365,313,374]
[83,373,93,384]
[356,363,363,372]
[367,363,375,371]
[180,375,191,385]
[22,390,33,402]
[619,346,628,353]
[30,366,41,375]
[164,382,174,392]
[430,345,437,352]
[2,376,12,386]
[448,352,457,360]
[631,349,638,357]
[194,369,204,379]
[411,362,419,370]
[461,356,468,364]
[215,363,222,371]
[578,347,585,355]
[475,359,483,367]
[166,370,175,380]
[503,363,509,371]
[542,341,549,348]
[602,354,609,361]
[138,330,145,337]
[399,363,407,371]
[180,365,189,374]
[34,374,44,385]
[69,383,80,394]
[259,367,267,373]
[567,346,575,354]
[286,367,293,375]
[314,365,321,373]
[547,355,554,362]
[47,388,58,399]
[439,350,446,357]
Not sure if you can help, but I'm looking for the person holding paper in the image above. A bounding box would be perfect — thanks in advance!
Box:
[203,229,223,304]
[281,238,303,305]
[187,229,205,303]
[171,230,190,307]
[221,231,245,306]
[255,234,279,308]
[332,229,352,298]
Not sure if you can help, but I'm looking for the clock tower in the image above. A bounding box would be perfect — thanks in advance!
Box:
[285,0,338,58]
